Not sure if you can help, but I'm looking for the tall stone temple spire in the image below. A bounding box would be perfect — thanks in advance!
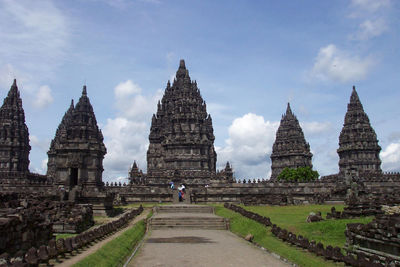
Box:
[337,86,381,177]
[270,103,313,180]
[47,85,106,188]
[146,59,217,185]
[0,79,31,176]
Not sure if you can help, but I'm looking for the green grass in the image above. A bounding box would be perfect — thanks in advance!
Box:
[244,205,373,248]
[214,205,344,267]
[73,220,146,267]
[54,233,77,240]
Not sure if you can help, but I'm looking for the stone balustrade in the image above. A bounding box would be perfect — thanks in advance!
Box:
[0,206,143,266]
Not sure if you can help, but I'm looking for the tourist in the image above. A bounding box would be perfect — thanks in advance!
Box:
[178,190,182,202]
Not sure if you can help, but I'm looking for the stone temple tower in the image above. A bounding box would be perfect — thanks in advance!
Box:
[337,86,381,177]
[47,86,106,188]
[146,60,217,185]
[0,79,30,176]
[270,103,313,180]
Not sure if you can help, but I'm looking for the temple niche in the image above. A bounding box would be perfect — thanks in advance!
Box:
[0,79,31,177]
[146,60,218,185]
[337,86,382,177]
[47,86,106,189]
[270,103,313,180]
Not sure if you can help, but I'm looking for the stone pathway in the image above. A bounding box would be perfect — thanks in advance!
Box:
[128,205,290,267]
[128,229,290,267]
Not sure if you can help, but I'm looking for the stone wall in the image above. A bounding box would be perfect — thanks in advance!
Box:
[346,214,400,263]
[0,206,143,266]
[0,194,53,256]
[0,193,94,258]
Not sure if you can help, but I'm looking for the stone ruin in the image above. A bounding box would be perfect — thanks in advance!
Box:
[0,205,143,266]
[47,85,106,189]
[270,103,313,180]
[0,193,93,258]
[0,80,30,177]
[0,61,399,210]
[0,59,399,265]
[346,213,400,264]
[337,86,382,178]
[144,59,228,186]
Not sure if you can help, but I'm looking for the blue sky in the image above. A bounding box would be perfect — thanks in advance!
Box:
[0,0,399,182]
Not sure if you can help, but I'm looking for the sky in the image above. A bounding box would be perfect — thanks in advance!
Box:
[0,0,399,182]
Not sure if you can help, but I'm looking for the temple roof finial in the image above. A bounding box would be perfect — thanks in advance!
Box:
[179,59,186,69]
[286,102,292,115]
[350,85,361,105]
[82,85,87,96]
[12,79,17,87]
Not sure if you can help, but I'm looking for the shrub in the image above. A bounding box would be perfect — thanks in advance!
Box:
[277,166,319,182]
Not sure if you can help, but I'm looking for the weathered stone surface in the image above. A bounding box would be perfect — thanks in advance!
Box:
[145,60,220,186]
[47,86,106,189]
[245,234,254,242]
[0,80,30,177]
[270,103,312,180]
[306,211,323,223]
[337,86,382,177]
[346,213,400,263]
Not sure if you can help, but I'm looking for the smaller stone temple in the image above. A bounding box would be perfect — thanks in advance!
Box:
[0,79,31,177]
[270,103,313,180]
[47,86,107,189]
[337,86,382,177]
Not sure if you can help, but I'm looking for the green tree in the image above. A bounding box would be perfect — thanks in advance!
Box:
[277,166,319,182]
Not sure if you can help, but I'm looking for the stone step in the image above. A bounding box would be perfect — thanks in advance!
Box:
[156,205,214,213]
[151,225,227,230]
[151,218,225,222]
[150,217,228,230]
[151,221,226,225]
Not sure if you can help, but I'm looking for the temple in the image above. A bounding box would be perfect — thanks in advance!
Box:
[270,103,313,180]
[145,60,218,185]
[337,86,382,177]
[47,85,107,189]
[0,79,31,176]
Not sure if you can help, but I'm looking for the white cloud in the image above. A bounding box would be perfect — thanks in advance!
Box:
[102,80,163,181]
[113,79,163,120]
[33,85,54,108]
[0,0,70,105]
[103,117,149,179]
[114,80,142,98]
[301,122,332,137]
[381,143,400,171]
[216,113,279,179]
[348,0,391,40]
[310,44,374,83]
[0,0,69,75]
[351,19,388,40]
[350,0,391,13]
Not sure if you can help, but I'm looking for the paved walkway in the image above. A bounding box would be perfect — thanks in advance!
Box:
[129,229,290,267]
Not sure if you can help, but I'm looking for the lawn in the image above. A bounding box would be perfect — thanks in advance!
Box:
[214,205,344,267]
[73,219,146,267]
[244,204,373,248]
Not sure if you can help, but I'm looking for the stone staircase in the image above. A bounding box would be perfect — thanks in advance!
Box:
[150,205,229,230]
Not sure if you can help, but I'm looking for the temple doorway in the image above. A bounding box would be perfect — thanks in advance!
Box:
[70,168,78,188]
